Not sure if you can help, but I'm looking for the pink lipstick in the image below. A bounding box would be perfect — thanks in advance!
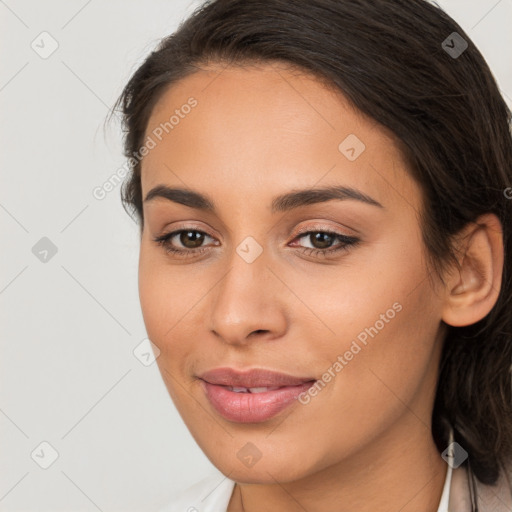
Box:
[198,367,316,423]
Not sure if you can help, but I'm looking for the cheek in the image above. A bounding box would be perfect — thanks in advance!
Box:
[300,233,441,403]
[138,244,182,351]
[324,274,440,427]
[138,251,167,342]
[138,249,198,409]
[288,230,429,346]
[138,242,209,369]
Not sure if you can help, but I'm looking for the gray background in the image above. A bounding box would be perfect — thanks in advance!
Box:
[1,0,511,510]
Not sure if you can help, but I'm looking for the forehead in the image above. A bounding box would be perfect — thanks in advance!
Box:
[141,62,420,216]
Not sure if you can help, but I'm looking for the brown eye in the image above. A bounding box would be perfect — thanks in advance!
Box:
[153,229,216,257]
[153,227,360,260]
[291,230,361,258]
[178,230,206,249]
[306,232,335,250]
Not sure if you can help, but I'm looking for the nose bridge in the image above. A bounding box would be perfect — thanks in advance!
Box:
[208,242,285,344]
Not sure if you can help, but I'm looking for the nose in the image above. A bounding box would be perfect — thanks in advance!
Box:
[208,254,287,346]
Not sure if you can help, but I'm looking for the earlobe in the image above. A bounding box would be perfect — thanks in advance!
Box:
[441,213,504,327]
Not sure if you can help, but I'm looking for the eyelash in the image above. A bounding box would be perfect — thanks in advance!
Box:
[153,227,360,259]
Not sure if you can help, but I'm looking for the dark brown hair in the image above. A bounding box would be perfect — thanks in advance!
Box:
[111,0,512,491]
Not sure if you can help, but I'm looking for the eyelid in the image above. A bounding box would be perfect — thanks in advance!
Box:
[157,221,356,242]
[292,222,358,239]
[157,221,219,238]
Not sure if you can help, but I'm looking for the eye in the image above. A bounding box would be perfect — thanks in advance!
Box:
[152,227,360,259]
[153,229,218,258]
[290,230,360,258]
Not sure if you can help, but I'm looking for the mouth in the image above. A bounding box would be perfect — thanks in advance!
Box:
[223,385,288,393]
[197,367,317,423]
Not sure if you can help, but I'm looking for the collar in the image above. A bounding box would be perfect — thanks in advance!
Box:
[445,426,512,511]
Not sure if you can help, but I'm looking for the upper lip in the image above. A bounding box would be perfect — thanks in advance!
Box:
[198,367,316,388]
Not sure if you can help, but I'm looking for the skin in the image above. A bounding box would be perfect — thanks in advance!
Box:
[137,62,504,512]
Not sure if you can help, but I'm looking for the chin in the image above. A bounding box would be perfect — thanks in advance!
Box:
[203,444,315,484]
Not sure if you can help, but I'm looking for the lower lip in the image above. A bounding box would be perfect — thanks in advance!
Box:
[200,380,315,423]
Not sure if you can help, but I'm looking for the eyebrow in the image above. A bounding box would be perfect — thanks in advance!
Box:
[144,184,384,213]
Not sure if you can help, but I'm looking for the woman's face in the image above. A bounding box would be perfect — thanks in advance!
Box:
[138,62,447,483]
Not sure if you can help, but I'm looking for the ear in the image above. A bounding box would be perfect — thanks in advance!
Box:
[441,213,504,327]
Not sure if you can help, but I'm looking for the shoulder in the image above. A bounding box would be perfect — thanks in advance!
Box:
[156,472,236,512]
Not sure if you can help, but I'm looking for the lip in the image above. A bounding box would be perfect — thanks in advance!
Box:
[198,367,316,423]
[198,367,316,388]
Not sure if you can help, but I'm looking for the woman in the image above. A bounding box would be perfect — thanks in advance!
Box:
[111,0,512,510]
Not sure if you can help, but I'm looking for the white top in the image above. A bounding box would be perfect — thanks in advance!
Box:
[157,463,453,512]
